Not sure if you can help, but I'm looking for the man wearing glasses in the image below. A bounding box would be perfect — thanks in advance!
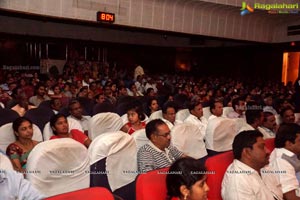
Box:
[137,119,185,173]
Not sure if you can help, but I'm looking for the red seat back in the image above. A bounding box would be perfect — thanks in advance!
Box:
[205,151,234,200]
[45,187,114,200]
[265,138,275,152]
[136,167,169,200]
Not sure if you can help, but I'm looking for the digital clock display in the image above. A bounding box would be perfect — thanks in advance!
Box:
[97,12,115,23]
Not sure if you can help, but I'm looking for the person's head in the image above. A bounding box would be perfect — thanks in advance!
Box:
[162,101,178,124]
[146,88,155,97]
[77,86,88,98]
[264,95,273,106]
[95,92,106,104]
[118,86,128,96]
[280,107,295,124]
[68,99,83,119]
[245,108,263,128]
[145,119,171,150]
[231,97,246,114]
[166,157,209,200]
[275,123,300,156]
[233,130,270,171]
[12,117,33,140]
[127,102,145,124]
[52,84,61,95]
[188,100,203,119]
[35,84,46,97]
[147,97,159,113]
[262,112,276,131]
[50,98,62,111]
[50,113,69,135]
[209,100,223,117]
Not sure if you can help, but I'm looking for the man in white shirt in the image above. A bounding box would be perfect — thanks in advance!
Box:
[258,111,277,139]
[161,101,181,130]
[67,99,91,135]
[269,123,300,200]
[184,100,207,138]
[239,108,264,132]
[0,169,45,200]
[263,94,278,115]
[222,130,283,200]
[227,97,246,119]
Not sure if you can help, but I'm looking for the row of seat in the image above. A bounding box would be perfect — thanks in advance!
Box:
[0,135,276,200]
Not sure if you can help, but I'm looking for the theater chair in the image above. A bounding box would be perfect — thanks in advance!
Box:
[175,109,190,122]
[136,167,169,200]
[148,110,162,121]
[45,187,114,200]
[205,151,234,200]
[88,112,123,140]
[131,129,149,150]
[89,131,137,200]
[265,138,275,152]
[171,123,207,159]
[26,138,90,197]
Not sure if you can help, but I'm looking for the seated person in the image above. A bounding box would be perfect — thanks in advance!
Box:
[162,101,181,130]
[49,114,92,148]
[184,100,207,138]
[227,97,246,119]
[280,107,296,124]
[221,130,283,200]
[0,169,45,199]
[166,157,209,200]
[269,123,300,200]
[137,119,185,172]
[258,111,277,139]
[6,117,39,172]
[67,99,91,135]
[121,102,146,135]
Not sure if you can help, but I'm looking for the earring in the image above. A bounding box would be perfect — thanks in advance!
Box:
[184,194,188,200]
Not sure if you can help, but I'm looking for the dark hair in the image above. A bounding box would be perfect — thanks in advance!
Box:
[68,99,81,110]
[50,113,67,135]
[166,157,206,198]
[146,88,154,95]
[162,101,178,114]
[232,97,244,112]
[145,119,166,139]
[187,99,202,111]
[233,130,263,160]
[280,106,294,118]
[263,111,274,122]
[275,123,300,148]
[12,117,33,133]
[245,109,263,125]
[209,99,223,113]
[127,101,145,121]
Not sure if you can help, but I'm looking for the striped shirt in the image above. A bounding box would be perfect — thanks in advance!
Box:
[137,142,183,172]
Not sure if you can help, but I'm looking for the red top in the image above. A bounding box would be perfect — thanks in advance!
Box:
[127,121,146,135]
[50,129,88,145]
